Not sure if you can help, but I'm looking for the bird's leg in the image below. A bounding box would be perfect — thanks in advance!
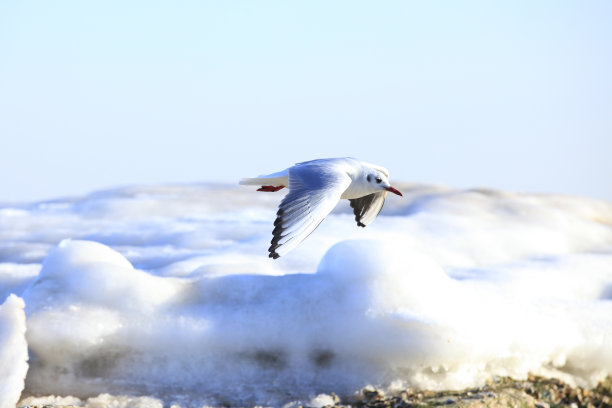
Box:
[257,185,285,192]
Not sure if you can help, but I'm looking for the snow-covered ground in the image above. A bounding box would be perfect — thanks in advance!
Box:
[1,183,611,407]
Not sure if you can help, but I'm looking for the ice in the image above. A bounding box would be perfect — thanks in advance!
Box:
[306,393,339,408]
[0,183,611,406]
[0,295,28,408]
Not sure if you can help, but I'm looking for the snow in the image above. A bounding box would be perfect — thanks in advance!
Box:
[0,294,28,408]
[1,183,611,407]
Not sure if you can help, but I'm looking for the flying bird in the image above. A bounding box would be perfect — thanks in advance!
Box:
[240,158,403,259]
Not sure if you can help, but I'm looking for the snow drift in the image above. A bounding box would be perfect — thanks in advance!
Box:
[0,183,611,406]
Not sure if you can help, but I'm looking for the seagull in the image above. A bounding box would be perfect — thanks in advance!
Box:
[240,158,403,259]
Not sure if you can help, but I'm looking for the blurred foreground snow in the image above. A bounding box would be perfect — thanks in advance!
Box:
[0,183,611,407]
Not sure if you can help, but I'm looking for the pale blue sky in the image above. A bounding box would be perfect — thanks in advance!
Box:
[1,1,611,202]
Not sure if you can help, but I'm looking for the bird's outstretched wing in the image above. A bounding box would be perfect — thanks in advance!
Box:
[349,191,387,227]
[269,163,351,259]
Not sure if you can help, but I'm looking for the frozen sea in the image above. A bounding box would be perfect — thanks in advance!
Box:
[1,183,612,407]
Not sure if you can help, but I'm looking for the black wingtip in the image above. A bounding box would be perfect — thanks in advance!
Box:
[268,238,283,259]
[268,207,286,260]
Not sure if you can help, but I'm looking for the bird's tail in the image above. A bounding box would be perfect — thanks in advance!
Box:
[239,169,289,187]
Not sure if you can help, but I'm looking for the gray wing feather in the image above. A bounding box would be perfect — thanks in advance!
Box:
[269,163,351,259]
[349,191,387,227]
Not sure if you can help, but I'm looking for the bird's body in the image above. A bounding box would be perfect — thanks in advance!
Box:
[240,158,402,259]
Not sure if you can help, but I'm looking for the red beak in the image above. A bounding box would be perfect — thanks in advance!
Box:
[385,186,403,196]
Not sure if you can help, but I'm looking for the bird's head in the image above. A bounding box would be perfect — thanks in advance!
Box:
[365,168,403,196]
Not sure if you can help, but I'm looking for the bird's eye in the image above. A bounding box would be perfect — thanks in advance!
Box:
[376,177,382,184]
[367,175,371,182]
